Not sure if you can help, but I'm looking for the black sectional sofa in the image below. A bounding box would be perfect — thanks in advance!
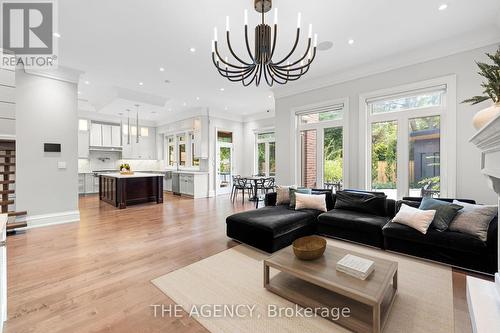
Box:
[226,190,498,275]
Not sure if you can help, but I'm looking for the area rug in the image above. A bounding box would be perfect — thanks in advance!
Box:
[152,239,454,333]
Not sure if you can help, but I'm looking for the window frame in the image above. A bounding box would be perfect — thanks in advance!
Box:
[360,76,457,199]
[254,130,276,177]
[293,97,349,189]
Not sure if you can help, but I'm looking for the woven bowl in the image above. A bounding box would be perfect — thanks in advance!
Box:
[292,236,327,260]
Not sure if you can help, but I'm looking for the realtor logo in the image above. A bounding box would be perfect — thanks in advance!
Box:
[0,0,57,68]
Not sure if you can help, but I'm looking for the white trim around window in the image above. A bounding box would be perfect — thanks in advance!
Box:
[292,97,350,189]
[359,75,457,199]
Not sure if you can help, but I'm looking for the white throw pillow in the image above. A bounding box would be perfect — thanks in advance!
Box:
[294,193,327,212]
[392,204,436,234]
[276,185,293,205]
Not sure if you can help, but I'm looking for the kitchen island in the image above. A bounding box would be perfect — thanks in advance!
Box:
[99,173,163,209]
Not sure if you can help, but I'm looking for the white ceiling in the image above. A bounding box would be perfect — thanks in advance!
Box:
[59,0,500,123]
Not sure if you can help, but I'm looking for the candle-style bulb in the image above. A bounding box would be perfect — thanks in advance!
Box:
[297,12,302,28]
[226,16,230,32]
[313,34,318,47]
[213,27,218,41]
[211,40,215,53]
[274,8,278,25]
[244,9,248,25]
[308,24,312,38]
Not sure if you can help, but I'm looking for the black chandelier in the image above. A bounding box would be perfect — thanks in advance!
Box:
[211,0,317,87]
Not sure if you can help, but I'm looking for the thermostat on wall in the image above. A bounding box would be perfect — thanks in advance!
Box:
[44,143,61,152]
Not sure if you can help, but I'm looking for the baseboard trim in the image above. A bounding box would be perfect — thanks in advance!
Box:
[19,210,80,229]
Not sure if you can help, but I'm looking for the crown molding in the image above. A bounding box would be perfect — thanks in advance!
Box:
[242,110,275,122]
[273,28,500,99]
[23,65,83,84]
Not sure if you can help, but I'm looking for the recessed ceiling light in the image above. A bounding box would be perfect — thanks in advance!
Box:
[224,106,228,110]
[183,102,187,106]
[189,47,196,53]
[348,39,354,45]
[196,97,200,101]
[53,32,61,38]
[220,88,225,91]
[139,82,144,86]
[84,81,90,85]
[77,91,81,95]
[438,4,448,11]
[268,95,272,98]
[159,67,165,72]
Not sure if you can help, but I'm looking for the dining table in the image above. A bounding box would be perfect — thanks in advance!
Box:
[244,176,270,202]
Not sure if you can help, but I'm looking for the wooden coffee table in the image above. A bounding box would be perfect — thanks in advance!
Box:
[264,245,398,333]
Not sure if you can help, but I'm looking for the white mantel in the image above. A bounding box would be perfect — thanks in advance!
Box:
[467,112,500,333]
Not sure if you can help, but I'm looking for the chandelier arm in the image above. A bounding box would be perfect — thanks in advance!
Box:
[268,24,278,62]
[212,54,253,74]
[272,27,301,66]
[242,68,259,87]
[271,48,316,73]
[265,64,288,85]
[241,66,258,86]
[269,65,303,81]
[244,25,255,63]
[270,63,312,81]
[214,42,248,70]
[218,66,255,80]
[273,39,313,69]
[255,63,264,86]
[226,31,253,66]
[263,64,274,87]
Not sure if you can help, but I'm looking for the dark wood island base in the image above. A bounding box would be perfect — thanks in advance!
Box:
[99,173,163,209]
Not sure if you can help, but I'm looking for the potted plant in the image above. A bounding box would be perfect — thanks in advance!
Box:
[462,46,500,130]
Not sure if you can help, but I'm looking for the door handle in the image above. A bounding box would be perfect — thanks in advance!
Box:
[0,240,6,247]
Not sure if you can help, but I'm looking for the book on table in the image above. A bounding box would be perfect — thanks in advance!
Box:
[336,254,375,280]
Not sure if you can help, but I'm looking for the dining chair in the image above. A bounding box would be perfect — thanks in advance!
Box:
[233,177,253,204]
[230,175,241,200]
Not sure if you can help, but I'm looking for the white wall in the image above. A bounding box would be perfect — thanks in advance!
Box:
[275,44,499,204]
[16,69,80,225]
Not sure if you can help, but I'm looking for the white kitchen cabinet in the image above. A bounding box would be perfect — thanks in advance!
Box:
[193,116,209,159]
[78,130,89,158]
[175,172,208,198]
[111,125,121,147]
[78,174,85,194]
[102,124,112,147]
[85,174,97,194]
[121,126,156,159]
[90,123,102,146]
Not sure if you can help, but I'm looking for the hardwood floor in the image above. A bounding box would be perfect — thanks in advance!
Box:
[3,193,479,332]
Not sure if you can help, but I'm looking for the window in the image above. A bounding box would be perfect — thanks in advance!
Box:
[369,88,444,115]
[255,131,276,177]
[296,101,346,191]
[122,126,137,136]
[364,81,453,199]
[140,127,149,137]
[177,135,186,166]
[217,131,232,143]
[191,133,200,167]
[78,119,88,131]
[167,136,175,166]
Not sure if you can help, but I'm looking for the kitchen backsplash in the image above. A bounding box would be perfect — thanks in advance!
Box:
[79,151,164,173]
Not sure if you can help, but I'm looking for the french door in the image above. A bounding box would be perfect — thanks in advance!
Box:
[368,113,443,200]
[256,132,276,177]
[216,131,233,195]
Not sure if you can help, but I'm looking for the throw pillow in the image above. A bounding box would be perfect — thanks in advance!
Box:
[295,193,327,212]
[311,189,335,211]
[392,204,436,234]
[334,190,387,216]
[276,185,293,205]
[449,200,498,241]
[418,197,463,232]
[289,188,312,207]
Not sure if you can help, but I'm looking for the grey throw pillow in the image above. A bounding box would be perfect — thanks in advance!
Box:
[289,188,311,207]
[418,197,463,232]
[449,200,498,242]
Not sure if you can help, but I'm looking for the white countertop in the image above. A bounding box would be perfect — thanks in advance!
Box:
[100,172,165,178]
[167,170,209,175]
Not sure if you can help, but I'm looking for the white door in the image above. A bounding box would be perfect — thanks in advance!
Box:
[216,142,233,195]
